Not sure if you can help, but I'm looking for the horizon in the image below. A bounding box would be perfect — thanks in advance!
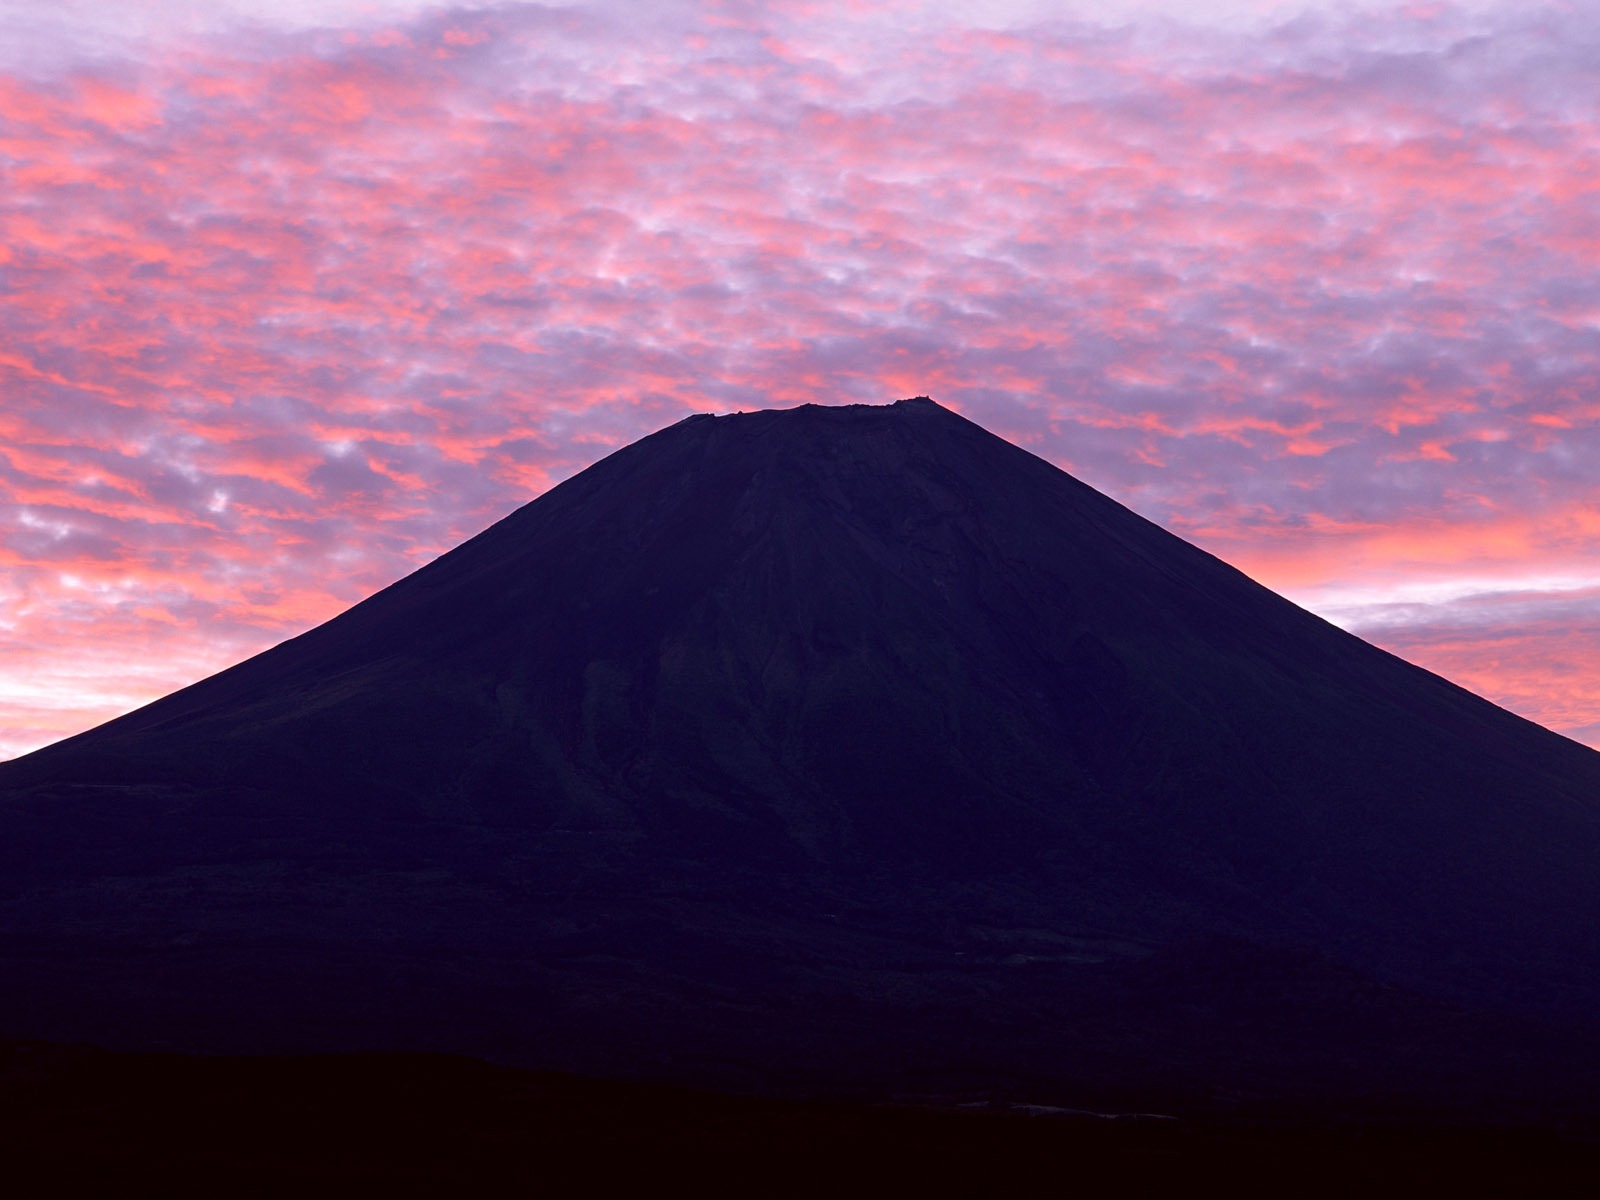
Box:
[4,0,1600,757]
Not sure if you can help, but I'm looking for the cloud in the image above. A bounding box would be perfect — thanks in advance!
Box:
[2,0,1600,756]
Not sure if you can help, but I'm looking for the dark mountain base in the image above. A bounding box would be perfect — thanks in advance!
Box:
[6,912,1599,1125]
[4,1042,1596,1199]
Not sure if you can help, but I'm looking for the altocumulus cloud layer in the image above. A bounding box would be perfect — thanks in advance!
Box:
[3,0,1600,756]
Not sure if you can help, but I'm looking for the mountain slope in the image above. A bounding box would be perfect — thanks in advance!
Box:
[4,398,1599,1111]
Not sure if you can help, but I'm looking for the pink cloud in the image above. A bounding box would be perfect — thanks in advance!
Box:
[3,1,1600,756]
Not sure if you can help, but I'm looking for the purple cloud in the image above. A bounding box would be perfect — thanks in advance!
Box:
[2,1,1599,755]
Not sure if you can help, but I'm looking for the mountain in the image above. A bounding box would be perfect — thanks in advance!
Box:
[4,398,1600,1115]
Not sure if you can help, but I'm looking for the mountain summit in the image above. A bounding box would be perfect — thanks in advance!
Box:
[4,398,1600,1113]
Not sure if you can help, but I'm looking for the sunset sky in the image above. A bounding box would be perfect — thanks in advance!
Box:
[3,0,1599,759]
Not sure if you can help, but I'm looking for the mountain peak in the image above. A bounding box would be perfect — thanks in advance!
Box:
[674,394,950,432]
[4,396,1600,1113]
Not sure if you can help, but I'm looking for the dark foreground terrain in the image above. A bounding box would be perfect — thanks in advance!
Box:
[3,1042,1596,1198]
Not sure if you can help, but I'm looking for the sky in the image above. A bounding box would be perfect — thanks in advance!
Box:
[2,0,1599,759]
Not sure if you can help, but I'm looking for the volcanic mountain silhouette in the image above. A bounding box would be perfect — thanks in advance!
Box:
[4,398,1600,1114]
